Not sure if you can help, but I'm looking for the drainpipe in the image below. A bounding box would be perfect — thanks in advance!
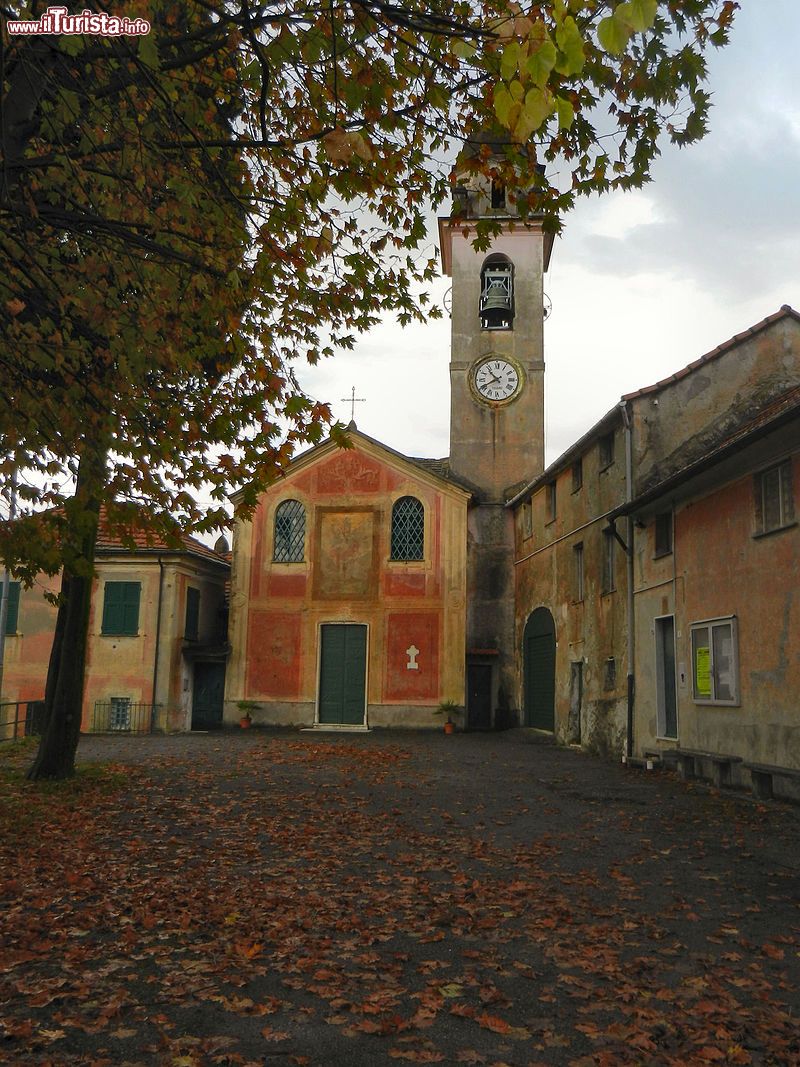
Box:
[151,557,165,728]
[0,468,19,702]
[620,401,635,759]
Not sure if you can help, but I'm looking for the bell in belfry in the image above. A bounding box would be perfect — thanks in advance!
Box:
[479,265,513,329]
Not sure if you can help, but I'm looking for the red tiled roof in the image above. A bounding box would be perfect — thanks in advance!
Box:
[622,305,800,400]
[94,506,229,566]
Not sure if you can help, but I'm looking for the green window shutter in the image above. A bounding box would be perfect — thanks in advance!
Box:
[185,587,200,640]
[4,581,20,635]
[102,582,141,635]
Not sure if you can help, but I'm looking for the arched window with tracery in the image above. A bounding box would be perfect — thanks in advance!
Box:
[390,497,424,561]
[273,499,305,562]
[480,252,514,330]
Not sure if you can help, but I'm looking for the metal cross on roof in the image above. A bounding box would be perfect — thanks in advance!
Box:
[341,385,366,422]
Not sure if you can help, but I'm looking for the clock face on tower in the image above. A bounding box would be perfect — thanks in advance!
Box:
[471,356,524,404]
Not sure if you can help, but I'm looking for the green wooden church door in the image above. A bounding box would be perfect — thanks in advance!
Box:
[523,608,556,731]
[318,624,367,725]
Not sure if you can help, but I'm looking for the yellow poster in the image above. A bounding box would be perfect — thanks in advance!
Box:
[695,646,711,697]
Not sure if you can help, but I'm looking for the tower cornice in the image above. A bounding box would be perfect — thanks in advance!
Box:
[438,216,554,277]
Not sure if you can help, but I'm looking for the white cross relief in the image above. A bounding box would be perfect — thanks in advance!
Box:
[406,645,420,671]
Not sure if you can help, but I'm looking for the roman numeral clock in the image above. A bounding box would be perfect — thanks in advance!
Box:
[471,356,524,405]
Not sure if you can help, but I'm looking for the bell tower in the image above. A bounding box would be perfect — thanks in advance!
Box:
[439,137,553,730]
[440,145,553,501]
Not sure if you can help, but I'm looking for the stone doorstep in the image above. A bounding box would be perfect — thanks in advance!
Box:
[300,724,371,733]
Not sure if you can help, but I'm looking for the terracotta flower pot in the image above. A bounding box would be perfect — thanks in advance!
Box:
[444,720,455,735]
[240,715,252,729]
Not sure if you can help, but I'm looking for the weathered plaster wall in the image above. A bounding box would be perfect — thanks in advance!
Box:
[633,317,800,493]
[1,575,60,729]
[83,561,161,730]
[225,438,469,727]
[2,553,228,736]
[636,452,800,772]
[150,562,228,731]
[448,225,546,498]
[466,504,517,722]
[514,422,628,753]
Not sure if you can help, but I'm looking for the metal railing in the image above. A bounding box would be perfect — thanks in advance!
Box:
[0,700,46,742]
[90,701,159,735]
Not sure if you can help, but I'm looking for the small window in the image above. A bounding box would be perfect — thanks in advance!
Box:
[3,581,20,635]
[391,496,424,560]
[491,179,506,209]
[571,459,583,493]
[273,499,305,562]
[602,528,615,594]
[754,460,794,535]
[185,587,200,641]
[101,582,141,636]
[522,500,533,541]
[599,432,615,470]
[109,696,131,731]
[691,617,739,705]
[654,512,673,557]
[545,481,556,524]
[603,657,617,690]
[573,542,584,602]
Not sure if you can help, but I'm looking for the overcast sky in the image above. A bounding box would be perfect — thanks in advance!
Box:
[296,0,800,469]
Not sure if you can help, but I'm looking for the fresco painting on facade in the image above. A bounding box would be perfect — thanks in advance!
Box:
[224,429,470,729]
[315,509,377,600]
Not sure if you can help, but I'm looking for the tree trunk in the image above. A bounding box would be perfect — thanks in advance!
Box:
[27,442,107,781]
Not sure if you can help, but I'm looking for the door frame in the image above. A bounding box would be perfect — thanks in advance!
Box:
[654,613,679,741]
[466,657,495,730]
[190,659,227,731]
[315,621,369,727]
[522,606,556,731]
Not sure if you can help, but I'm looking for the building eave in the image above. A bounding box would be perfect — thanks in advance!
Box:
[611,386,800,519]
[94,545,231,570]
[506,404,622,509]
[438,215,554,278]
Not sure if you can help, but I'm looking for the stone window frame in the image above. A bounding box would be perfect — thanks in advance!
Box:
[389,496,425,562]
[273,499,306,563]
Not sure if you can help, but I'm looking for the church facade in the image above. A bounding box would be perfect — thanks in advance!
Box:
[224,156,553,730]
[224,432,471,728]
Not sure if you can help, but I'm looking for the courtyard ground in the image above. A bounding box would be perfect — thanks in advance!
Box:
[1,729,799,1066]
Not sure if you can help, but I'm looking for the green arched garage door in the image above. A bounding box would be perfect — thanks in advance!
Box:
[523,608,556,730]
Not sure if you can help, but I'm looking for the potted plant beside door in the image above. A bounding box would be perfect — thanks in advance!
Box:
[237,700,258,729]
[435,699,460,735]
